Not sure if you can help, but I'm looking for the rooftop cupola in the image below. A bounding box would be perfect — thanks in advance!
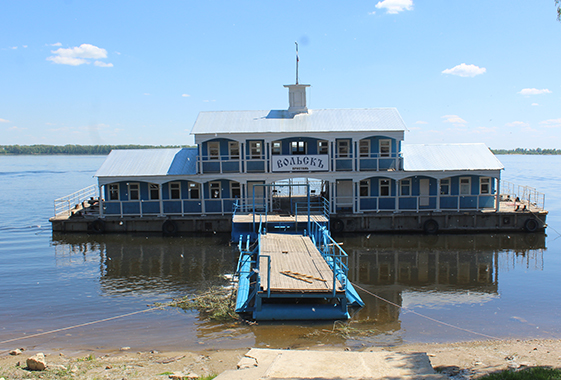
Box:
[284,42,309,114]
[284,84,310,114]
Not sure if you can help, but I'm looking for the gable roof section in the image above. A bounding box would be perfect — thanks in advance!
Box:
[95,148,198,178]
[190,108,407,135]
[402,143,504,171]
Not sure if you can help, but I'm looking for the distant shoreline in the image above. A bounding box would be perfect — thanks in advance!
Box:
[0,145,560,155]
[0,144,193,155]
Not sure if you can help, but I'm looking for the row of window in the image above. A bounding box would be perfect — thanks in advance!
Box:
[109,177,492,202]
[207,139,393,159]
[358,177,492,197]
[107,182,242,201]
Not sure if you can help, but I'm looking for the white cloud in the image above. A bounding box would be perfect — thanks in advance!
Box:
[442,63,486,77]
[442,115,467,125]
[414,121,428,124]
[47,44,113,67]
[143,93,150,96]
[518,88,552,95]
[375,0,413,14]
[182,94,190,97]
[532,103,539,106]
[94,61,113,67]
[9,126,26,130]
[10,46,17,50]
[540,118,561,128]
[368,11,376,15]
[47,56,88,66]
[505,121,529,127]
[0,118,10,123]
[50,42,62,47]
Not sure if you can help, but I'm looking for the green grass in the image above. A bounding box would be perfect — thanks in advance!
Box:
[478,367,561,380]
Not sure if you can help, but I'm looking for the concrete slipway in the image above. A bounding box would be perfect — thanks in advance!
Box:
[214,348,447,380]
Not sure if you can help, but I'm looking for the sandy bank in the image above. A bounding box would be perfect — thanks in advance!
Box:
[1,338,560,379]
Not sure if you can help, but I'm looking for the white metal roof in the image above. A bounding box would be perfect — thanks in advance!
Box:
[402,143,504,171]
[95,148,198,178]
[190,108,407,135]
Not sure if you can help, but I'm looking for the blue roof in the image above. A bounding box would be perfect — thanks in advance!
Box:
[95,148,198,178]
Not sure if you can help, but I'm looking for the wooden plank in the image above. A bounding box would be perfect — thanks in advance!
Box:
[258,233,342,294]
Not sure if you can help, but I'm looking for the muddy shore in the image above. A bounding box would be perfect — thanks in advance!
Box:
[1,338,560,379]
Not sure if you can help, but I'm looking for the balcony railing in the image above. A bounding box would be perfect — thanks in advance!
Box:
[197,152,404,174]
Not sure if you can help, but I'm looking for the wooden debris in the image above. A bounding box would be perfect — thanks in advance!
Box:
[280,270,326,283]
[155,355,186,364]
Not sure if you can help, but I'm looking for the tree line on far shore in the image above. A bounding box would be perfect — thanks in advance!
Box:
[0,144,190,155]
[0,144,560,156]
[491,148,561,155]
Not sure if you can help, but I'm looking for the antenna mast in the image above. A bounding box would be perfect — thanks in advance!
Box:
[295,41,299,84]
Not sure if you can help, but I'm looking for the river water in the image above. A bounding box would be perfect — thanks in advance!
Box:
[0,155,560,353]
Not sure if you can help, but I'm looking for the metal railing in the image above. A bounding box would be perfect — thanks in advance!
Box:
[54,185,97,217]
[309,219,349,297]
[501,180,546,210]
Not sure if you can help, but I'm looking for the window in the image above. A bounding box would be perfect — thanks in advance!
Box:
[459,177,471,195]
[379,139,391,157]
[231,182,241,198]
[109,184,119,200]
[188,183,200,199]
[229,141,239,159]
[380,179,390,196]
[149,184,160,200]
[359,180,370,197]
[249,141,262,159]
[170,182,181,199]
[208,141,220,160]
[318,140,328,155]
[337,140,350,158]
[272,141,281,155]
[210,182,221,198]
[359,140,370,158]
[400,179,410,196]
[440,178,450,195]
[291,141,306,154]
[480,177,491,194]
[128,183,139,200]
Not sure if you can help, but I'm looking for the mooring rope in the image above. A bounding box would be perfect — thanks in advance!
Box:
[0,304,169,346]
[351,282,502,341]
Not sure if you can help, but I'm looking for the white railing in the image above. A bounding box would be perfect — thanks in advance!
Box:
[501,180,546,210]
[54,185,98,217]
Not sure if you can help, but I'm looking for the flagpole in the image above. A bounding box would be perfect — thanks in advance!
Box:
[295,41,299,84]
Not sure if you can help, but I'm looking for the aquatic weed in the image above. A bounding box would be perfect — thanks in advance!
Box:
[165,286,239,322]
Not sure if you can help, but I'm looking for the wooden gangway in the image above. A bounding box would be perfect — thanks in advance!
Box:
[258,233,342,294]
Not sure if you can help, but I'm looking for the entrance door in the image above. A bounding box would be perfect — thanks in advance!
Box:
[336,180,353,211]
[247,181,265,211]
[420,179,430,206]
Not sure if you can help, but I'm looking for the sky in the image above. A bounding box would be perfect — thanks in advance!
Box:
[1,0,561,149]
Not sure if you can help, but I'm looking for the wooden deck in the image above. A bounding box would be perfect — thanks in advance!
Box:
[233,213,328,224]
[258,233,341,294]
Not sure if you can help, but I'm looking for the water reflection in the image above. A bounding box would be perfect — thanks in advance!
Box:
[50,232,546,348]
[52,233,237,297]
[344,233,545,325]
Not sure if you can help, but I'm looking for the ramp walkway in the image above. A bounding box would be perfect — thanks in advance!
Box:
[215,348,447,380]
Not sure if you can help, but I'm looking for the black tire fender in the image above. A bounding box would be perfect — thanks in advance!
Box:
[331,218,344,233]
[524,218,539,233]
[423,219,439,234]
[162,219,178,236]
[91,219,105,234]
